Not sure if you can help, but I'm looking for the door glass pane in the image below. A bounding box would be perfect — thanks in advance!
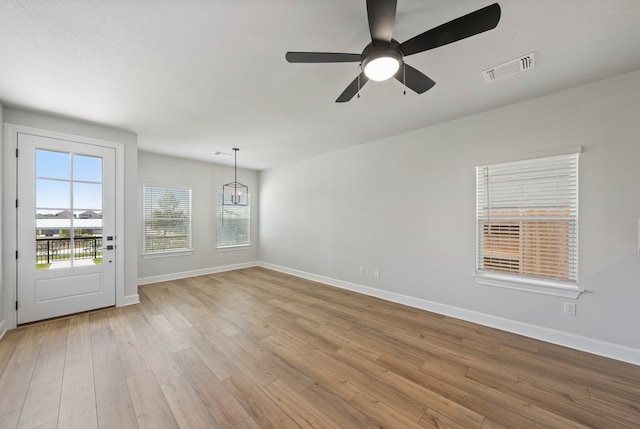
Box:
[74,210,103,265]
[36,179,70,208]
[74,182,102,210]
[72,235,102,266]
[36,150,70,179]
[73,155,102,182]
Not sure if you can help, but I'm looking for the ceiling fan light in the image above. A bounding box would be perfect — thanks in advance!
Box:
[364,56,400,81]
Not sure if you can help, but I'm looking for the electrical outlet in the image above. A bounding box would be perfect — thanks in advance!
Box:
[564,302,576,316]
[359,266,364,275]
[374,269,380,278]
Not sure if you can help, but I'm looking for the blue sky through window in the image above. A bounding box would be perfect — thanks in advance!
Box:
[35,150,103,211]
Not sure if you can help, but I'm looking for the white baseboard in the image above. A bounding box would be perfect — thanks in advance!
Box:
[258,262,640,366]
[0,319,6,341]
[123,294,140,306]
[137,261,259,286]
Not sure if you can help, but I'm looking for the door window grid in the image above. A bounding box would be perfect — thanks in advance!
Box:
[35,150,103,268]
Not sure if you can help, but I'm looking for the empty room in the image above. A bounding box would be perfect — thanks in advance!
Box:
[1,1,639,428]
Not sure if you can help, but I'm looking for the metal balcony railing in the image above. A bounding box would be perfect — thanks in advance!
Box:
[36,237,103,265]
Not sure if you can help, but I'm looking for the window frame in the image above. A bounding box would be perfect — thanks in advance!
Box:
[216,191,251,249]
[142,184,193,257]
[474,148,583,298]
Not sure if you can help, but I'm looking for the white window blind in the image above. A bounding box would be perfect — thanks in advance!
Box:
[217,192,250,247]
[143,185,192,254]
[476,153,578,284]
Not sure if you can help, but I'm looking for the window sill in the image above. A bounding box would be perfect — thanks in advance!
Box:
[143,249,193,259]
[475,272,584,298]
[216,244,252,252]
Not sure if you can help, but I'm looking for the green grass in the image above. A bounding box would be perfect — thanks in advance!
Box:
[93,258,102,264]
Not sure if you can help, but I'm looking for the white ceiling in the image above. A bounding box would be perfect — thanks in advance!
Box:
[1,0,640,170]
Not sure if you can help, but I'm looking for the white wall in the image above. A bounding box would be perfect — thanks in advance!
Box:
[259,70,640,363]
[2,108,139,304]
[137,151,259,283]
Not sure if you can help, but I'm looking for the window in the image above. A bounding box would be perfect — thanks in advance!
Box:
[143,185,192,254]
[475,152,580,296]
[217,192,250,247]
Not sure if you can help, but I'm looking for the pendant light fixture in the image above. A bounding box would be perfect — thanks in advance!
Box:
[222,148,248,206]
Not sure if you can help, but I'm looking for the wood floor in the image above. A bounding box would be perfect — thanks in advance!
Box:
[0,267,639,429]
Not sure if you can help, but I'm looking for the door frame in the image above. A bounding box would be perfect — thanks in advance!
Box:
[3,123,126,329]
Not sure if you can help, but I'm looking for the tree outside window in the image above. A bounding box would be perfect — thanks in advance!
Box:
[143,185,192,253]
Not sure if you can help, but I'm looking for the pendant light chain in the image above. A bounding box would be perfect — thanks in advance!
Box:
[233,148,238,196]
[233,148,238,204]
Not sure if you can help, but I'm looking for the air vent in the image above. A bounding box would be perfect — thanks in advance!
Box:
[482,53,535,83]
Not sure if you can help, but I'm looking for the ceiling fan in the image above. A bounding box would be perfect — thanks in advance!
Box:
[285,1,501,103]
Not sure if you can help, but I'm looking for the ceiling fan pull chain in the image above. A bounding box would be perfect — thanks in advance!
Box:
[403,61,406,95]
[357,64,362,98]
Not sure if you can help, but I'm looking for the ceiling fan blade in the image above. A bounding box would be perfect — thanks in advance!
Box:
[336,72,369,103]
[286,52,361,63]
[366,0,397,43]
[400,3,501,56]
[394,63,436,94]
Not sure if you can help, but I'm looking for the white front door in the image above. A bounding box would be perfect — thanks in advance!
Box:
[16,132,116,324]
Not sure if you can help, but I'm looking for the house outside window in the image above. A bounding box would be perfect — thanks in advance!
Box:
[475,150,580,297]
[143,185,192,254]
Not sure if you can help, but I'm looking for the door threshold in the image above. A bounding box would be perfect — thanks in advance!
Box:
[16,305,116,328]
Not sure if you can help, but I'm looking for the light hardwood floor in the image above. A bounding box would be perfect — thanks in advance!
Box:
[0,267,639,428]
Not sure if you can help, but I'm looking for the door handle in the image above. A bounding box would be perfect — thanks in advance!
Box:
[102,245,114,250]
